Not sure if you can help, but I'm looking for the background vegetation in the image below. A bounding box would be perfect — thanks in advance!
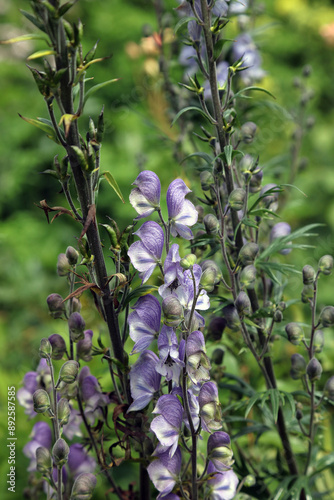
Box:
[1,0,334,497]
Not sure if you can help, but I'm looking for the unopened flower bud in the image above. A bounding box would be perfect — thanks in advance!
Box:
[36,447,52,476]
[313,329,324,353]
[228,188,246,211]
[70,473,97,500]
[68,312,86,342]
[200,171,214,191]
[39,338,52,359]
[48,334,67,360]
[278,301,286,311]
[273,309,283,322]
[235,291,251,316]
[319,306,334,328]
[301,284,313,303]
[211,348,225,365]
[318,255,333,276]
[66,246,79,266]
[207,317,226,341]
[180,253,197,269]
[47,293,66,319]
[324,376,334,401]
[200,266,218,292]
[222,304,240,331]
[203,214,219,234]
[33,389,51,414]
[290,353,306,380]
[162,296,184,327]
[302,64,312,77]
[201,260,222,281]
[249,170,263,193]
[59,360,79,384]
[302,265,315,285]
[57,398,71,427]
[239,265,256,290]
[52,438,70,467]
[195,205,204,222]
[77,330,93,362]
[207,431,234,472]
[244,475,256,487]
[239,242,259,265]
[296,409,303,421]
[72,297,82,313]
[241,121,257,143]
[285,323,304,345]
[306,358,322,382]
[57,253,71,276]
[239,154,254,173]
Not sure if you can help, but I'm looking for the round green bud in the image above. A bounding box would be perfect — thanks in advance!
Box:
[222,304,240,332]
[285,323,304,345]
[200,171,214,191]
[200,266,218,292]
[68,312,86,342]
[57,398,71,427]
[306,358,322,382]
[211,348,225,365]
[203,214,219,235]
[162,296,184,327]
[302,265,315,285]
[70,473,97,500]
[323,376,334,401]
[59,360,79,384]
[318,255,333,276]
[36,446,52,476]
[33,389,51,414]
[66,246,79,266]
[57,253,71,277]
[273,309,283,323]
[244,475,256,487]
[228,188,246,211]
[207,317,227,341]
[180,253,197,269]
[239,242,259,266]
[239,154,254,173]
[72,297,82,313]
[290,353,306,380]
[319,306,334,328]
[201,260,222,282]
[235,291,251,316]
[239,265,257,290]
[301,284,313,304]
[48,334,67,360]
[39,338,52,359]
[278,301,286,311]
[313,329,324,353]
[249,170,263,193]
[52,438,70,467]
[241,121,257,144]
[47,293,66,319]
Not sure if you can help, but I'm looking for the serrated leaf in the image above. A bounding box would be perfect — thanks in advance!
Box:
[27,49,57,60]
[18,114,59,143]
[84,78,120,105]
[122,285,159,308]
[0,33,49,45]
[171,106,214,127]
[174,16,197,34]
[102,171,125,203]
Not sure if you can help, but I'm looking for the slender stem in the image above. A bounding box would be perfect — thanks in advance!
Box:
[61,180,83,222]
[57,467,62,500]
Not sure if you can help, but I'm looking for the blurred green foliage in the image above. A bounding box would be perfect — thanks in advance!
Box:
[1,0,334,498]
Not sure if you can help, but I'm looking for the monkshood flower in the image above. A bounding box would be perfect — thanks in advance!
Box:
[63,407,83,440]
[232,33,265,84]
[68,443,96,478]
[207,432,234,472]
[79,366,110,424]
[23,421,52,471]
[128,294,161,354]
[129,170,161,219]
[172,386,200,432]
[159,244,184,298]
[71,473,97,500]
[147,446,182,499]
[199,382,222,432]
[77,329,93,362]
[206,462,239,500]
[186,330,211,384]
[17,359,51,418]
[167,179,198,240]
[151,394,183,457]
[156,326,185,383]
[128,221,164,283]
[178,265,210,313]
[128,350,161,412]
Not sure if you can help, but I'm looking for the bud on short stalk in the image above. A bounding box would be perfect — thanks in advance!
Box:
[302,265,315,285]
[285,323,304,345]
[203,214,219,235]
[306,358,322,382]
[200,266,218,292]
[162,296,184,327]
[36,447,52,477]
[68,312,86,342]
[241,121,257,144]
[48,334,67,360]
[180,253,197,269]
[324,376,334,401]
[70,473,97,500]
[235,291,251,316]
[228,188,246,211]
[57,398,71,427]
[200,171,214,191]
[239,265,257,290]
[207,317,226,341]
[66,246,79,266]
[318,255,333,275]
[319,306,334,327]
[58,360,79,385]
[57,253,71,276]
[313,329,324,353]
[239,242,259,265]
[212,348,225,365]
[52,438,70,467]
[290,353,306,380]
[33,389,51,414]
[39,338,52,359]
[47,293,66,319]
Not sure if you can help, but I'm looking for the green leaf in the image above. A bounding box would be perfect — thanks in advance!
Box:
[223,145,233,167]
[171,106,214,126]
[58,0,78,17]
[310,453,334,476]
[0,33,49,45]
[84,78,120,105]
[280,391,296,415]
[245,393,262,418]
[122,285,159,308]
[227,86,276,105]
[174,16,197,34]
[213,38,227,61]
[181,151,214,166]
[20,10,47,32]
[102,172,125,203]
[232,424,270,440]
[268,388,280,423]
[27,49,57,60]
[18,114,60,143]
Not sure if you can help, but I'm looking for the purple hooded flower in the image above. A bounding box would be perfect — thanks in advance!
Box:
[128,294,161,354]
[199,382,222,432]
[63,407,83,440]
[128,221,164,283]
[77,329,93,362]
[172,386,200,432]
[147,446,182,498]
[158,244,184,298]
[167,179,198,240]
[23,422,52,471]
[156,326,185,383]
[207,462,239,500]
[177,265,210,312]
[128,350,161,412]
[130,170,161,219]
[68,444,96,477]
[151,394,183,457]
[207,432,234,472]
[79,366,110,425]
[186,331,211,384]
[17,359,51,418]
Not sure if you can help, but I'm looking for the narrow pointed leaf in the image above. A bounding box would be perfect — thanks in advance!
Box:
[245,393,262,418]
[84,79,120,105]
[174,16,197,34]
[27,49,57,60]
[172,106,214,126]
[20,10,46,32]
[181,151,214,165]
[18,114,59,143]
[0,33,49,45]
[102,172,125,203]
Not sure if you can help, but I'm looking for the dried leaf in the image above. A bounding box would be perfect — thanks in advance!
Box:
[36,199,75,223]
[79,204,96,242]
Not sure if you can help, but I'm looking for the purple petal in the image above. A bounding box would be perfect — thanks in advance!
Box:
[186,331,206,357]
[167,179,191,219]
[132,295,161,332]
[134,221,164,260]
[150,415,180,457]
[128,241,157,283]
[153,395,183,428]
[68,444,96,477]
[129,188,156,219]
[199,382,219,407]
[132,170,161,207]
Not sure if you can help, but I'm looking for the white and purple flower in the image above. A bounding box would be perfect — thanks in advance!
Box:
[156,326,185,383]
[167,179,198,240]
[128,350,161,412]
[206,461,239,500]
[147,446,182,499]
[150,394,183,457]
[128,294,162,354]
[128,221,164,283]
[129,170,161,219]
